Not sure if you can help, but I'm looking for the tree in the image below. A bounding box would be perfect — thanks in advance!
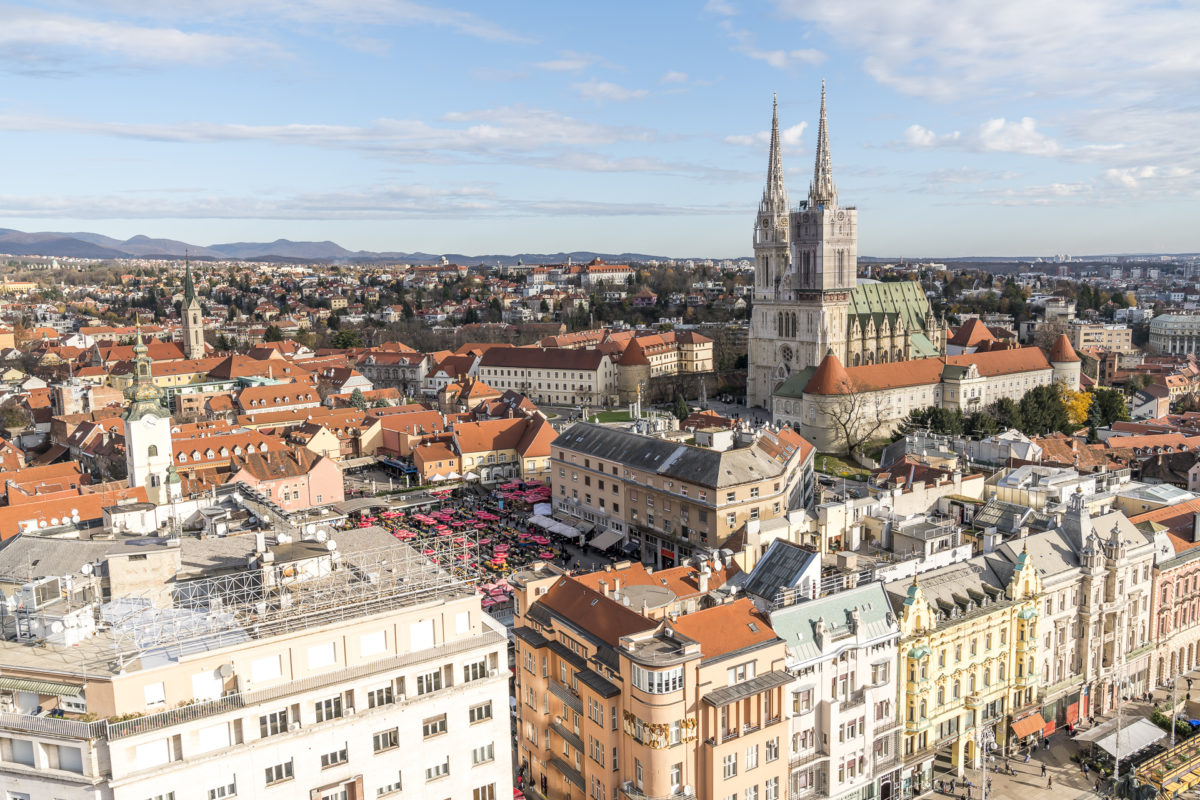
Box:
[990,396,1024,432]
[1089,387,1130,428]
[822,377,890,456]
[1018,384,1071,435]
[264,325,284,342]
[673,393,689,421]
[330,329,364,349]
[349,388,368,411]
[1061,388,1093,428]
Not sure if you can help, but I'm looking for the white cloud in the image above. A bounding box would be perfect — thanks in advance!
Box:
[660,71,689,84]
[903,124,960,148]
[704,0,738,15]
[720,21,824,70]
[0,185,743,220]
[534,50,601,72]
[976,117,1060,157]
[572,80,649,103]
[80,0,530,43]
[725,122,807,148]
[0,6,273,70]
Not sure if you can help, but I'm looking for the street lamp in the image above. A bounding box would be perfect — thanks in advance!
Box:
[976,723,996,800]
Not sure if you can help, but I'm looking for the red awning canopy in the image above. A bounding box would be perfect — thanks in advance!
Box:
[1011,713,1046,739]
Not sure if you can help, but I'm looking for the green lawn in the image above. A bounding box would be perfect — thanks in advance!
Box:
[592,410,634,423]
[816,454,871,479]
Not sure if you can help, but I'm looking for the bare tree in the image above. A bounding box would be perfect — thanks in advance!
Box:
[821,377,890,456]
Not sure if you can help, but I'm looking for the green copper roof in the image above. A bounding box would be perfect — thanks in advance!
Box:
[773,366,816,399]
[849,281,933,334]
[909,333,940,358]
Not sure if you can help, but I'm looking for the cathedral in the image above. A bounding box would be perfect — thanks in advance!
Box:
[746,85,947,411]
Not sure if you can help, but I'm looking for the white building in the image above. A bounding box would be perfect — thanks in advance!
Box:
[0,526,511,800]
[770,583,902,800]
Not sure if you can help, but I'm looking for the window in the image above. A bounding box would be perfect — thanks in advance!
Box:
[765,777,779,800]
[423,714,447,738]
[264,761,293,785]
[315,695,343,723]
[746,743,759,770]
[377,773,403,797]
[671,762,683,788]
[308,642,336,669]
[144,682,166,708]
[464,659,488,683]
[469,701,493,724]
[726,491,736,503]
[367,685,394,708]
[750,487,760,498]
[373,728,399,753]
[205,783,237,800]
[259,709,288,738]
[728,662,756,685]
[426,759,450,781]
[472,742,495,764]
[416,668,442,695]
[361,630,387,658]
[794,688,813,712]
[726,512,736,528]
[473,786,496,800]
[631,664,684,694]
[723,753,738,779]
[765,737,779,762]
[321,745,348,768]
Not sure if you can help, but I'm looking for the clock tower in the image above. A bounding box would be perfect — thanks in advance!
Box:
[124,329,179,505]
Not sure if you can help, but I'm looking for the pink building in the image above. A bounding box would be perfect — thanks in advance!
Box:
[227,448,344,511]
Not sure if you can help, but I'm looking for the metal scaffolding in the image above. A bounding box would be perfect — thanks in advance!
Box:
[106,532,481,666]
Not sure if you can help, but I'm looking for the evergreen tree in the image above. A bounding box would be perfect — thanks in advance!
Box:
[349,388,368,411]
[264,325,284,342]
[673,393,689,421]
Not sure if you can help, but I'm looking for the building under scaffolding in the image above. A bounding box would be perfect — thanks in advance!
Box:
[0,524,511,800]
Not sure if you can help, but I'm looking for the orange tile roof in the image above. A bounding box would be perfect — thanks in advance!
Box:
[948,318,996,347]
[806,347,1051,395]
[1050,334,1081,363]
[575,560,740,599]
[1130,498,1200,555]
[537,576,654,646]
[669,597,778,660]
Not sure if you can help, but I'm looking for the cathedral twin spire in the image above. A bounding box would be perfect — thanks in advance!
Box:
[808,80,838,209]
[760,83,838,211]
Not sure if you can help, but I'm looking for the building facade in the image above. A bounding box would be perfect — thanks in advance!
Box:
[1150,314,1200,355]
[770,583,902,800]
[550,423,815,568]
[886,550,1042,796]
[0,527,511,800]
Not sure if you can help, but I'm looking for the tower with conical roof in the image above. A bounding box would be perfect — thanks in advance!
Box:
[181,257,205,360]
[125,327,176,505]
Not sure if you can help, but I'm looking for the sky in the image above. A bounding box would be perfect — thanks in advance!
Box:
[1,0,1198,259]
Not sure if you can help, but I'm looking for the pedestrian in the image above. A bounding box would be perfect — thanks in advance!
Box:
[1047,775,1052,789]
[1041,763,1047,777]
[1083,762,1088,777]
[1024,751,1031,764]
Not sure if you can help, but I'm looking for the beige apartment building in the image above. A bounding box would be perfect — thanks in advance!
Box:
[550,423,814,568]
[511,558,790,800]
[478,348,618,408]
[1067,321,1134,354]
[0,526,511,800]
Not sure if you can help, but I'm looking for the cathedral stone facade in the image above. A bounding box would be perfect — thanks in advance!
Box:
[747,85,947,411]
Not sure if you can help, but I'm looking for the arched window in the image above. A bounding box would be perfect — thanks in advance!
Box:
[147,445,158,458]
[936,686,944,704]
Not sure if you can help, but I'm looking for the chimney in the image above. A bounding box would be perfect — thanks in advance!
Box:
[613,577,622,594]
[1193,512,1200,544]
[698,565,711,594]
[597,579,608,597]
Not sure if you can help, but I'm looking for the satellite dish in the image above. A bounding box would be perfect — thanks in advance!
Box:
[219,663,234,678]
[71,514,80,523]
[38,520,46,528]
[70,508,78,517]
[305,523,315,534]
[326,540,338,552]
[315,529,328,543]
[50,518,59,526]
[80,563,93,576]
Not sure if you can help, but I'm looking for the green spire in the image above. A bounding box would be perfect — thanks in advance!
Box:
[183,255,196,305]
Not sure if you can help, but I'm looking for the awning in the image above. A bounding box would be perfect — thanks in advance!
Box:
[464,472,480,481]
[1088,717,1166,758]
[589,529,623,550]
[340,456,377,469]
[1011,713,1046,739]
[0,676,83,696]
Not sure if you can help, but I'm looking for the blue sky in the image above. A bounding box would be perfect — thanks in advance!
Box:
[1,0,1198,258]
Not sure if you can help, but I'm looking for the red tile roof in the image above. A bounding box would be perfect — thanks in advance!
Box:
[1050,334,1081,363]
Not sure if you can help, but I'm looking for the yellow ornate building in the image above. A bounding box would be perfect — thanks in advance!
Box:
[886,547,1042,795]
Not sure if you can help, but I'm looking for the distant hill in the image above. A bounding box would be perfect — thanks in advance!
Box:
[0,227,684,264]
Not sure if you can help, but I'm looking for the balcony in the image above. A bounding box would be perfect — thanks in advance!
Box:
[790,749,827,769]
[841,689,866,710]
[621,786,698,800]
